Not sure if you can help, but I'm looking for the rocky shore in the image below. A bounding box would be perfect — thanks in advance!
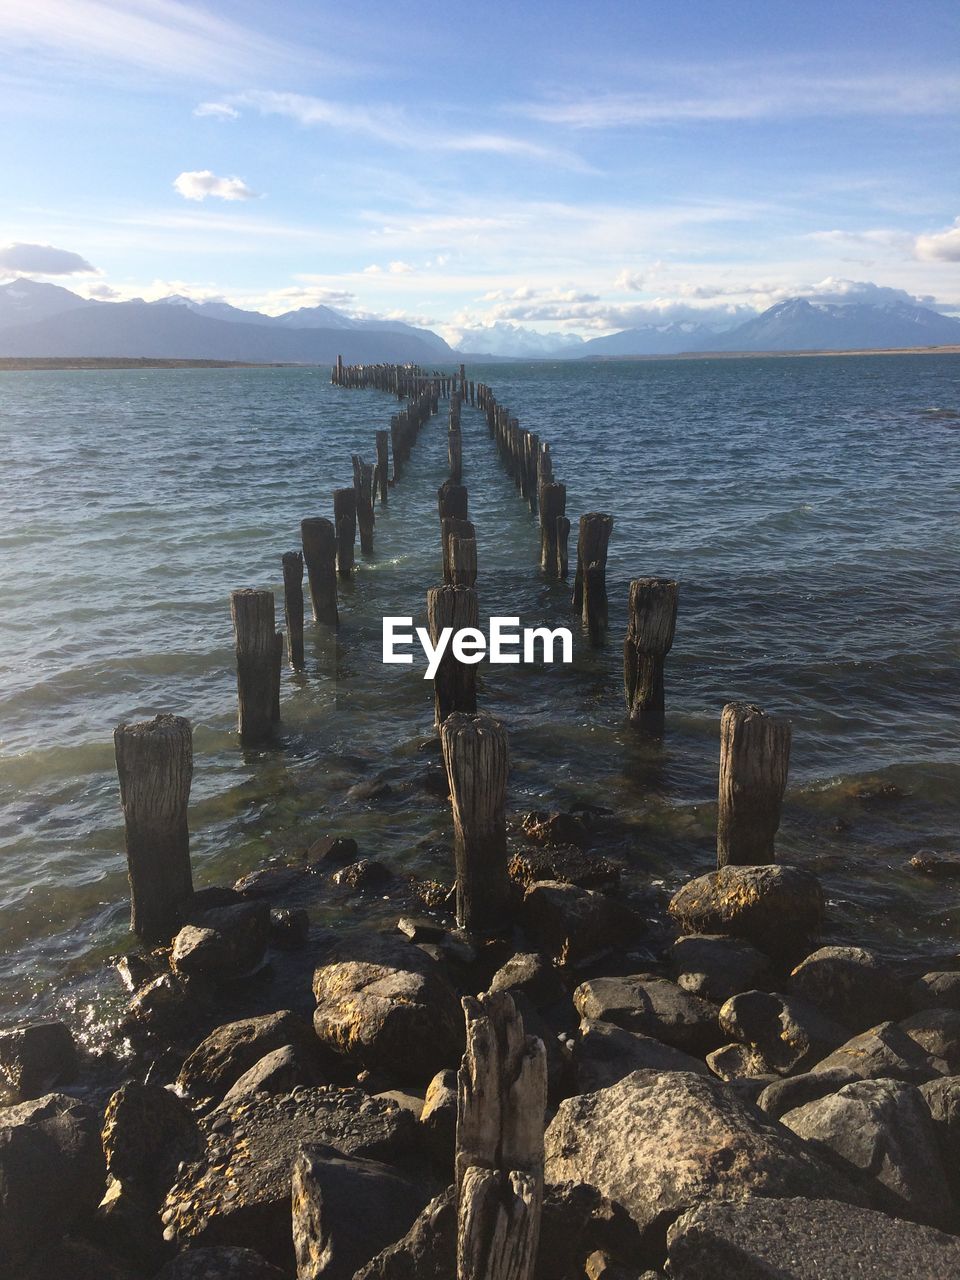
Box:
[3,809,960,1280]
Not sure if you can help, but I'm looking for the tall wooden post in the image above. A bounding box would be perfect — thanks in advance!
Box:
[539,483,566,577]
[717,702,792,868]
[441,712,510,935]
[352,455,376,555]
[442,516,476,583]
[624,577,678,735]
[449,427,463,483]
[456,991,546,1280]
[300,517,338,627]
[449,536,478,588]
[427,585,480,726]
[282,551,305,669]
[573,514,613,639]
[439,481,469,522]
[375,430,390,504]
[333,487,357,576]
[114,713,194,942]
[231,588,282,744]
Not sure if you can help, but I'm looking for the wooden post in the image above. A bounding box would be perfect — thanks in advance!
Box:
[456,991,546,1280]
[624,578,678,735]
[442,516,476,583]
[333,487,357,576]
[335,354,343,385]
[717,702,792,868]
[300,517,338,627]
[539,483,566,577]
[556,516,570,580]
[450,536,478,588]
[230,588,282,745]
[449,427,463,483]
[427,586,480,726]
[282,551,305,669]
[352,455,376,555]
[441,712,510,935]
[376,430,390,503]
[114,714,193,942]
[439,481,469,522]
[572,514,613,615]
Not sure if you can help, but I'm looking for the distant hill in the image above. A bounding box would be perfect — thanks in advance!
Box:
[579,321,717,357]
[704,298,960,353]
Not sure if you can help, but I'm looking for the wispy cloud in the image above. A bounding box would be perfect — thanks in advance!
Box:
[916,217,960,263]
[0,241,96,274]
[173,170,259,202]
[193,101,239,120]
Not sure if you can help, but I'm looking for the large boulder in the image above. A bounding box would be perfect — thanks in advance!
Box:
[718,990,846,1075]
[756,1068,863,1120]
[176,1010,317,1102]
[668,865,823,964]
[669,934,772,1004]
[911,971,960,1012]
[0,1023,78,1103]
[789,946,906,1031]
[574,1020,709,1093]
[920,1076,960,1204]
[544,1070,869,1247]
[573,977,720,1055]
[522,881,643,967]
[781,1078,954,1228]
[101,1082,201,1207]
[667,1196,960,1279]
[898,1008,960,1073]
[810,1021,948,1082]
[222,1043,323,1104]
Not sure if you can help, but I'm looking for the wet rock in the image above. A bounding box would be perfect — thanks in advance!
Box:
[410,763,450,798]
[332,859,393,890]
[291,1143,429,1280]
[155,1246,286,1278]
[0,1093,106,1273]
[718,990,847,1075]
[396,915,445,943]
[668,864,824,965]
[162,1086,416,1271]
[92,1175,166,1272]
[222,1043,324,1103]
[908,850,960,878]
[575,1019,710,1092]
[102,1082,202,1206]
[789,946,906,1031]
[488,951,565,1008]
[170,902,271,981]
[811,1020,947,1082]
[508,844,620,891]
[705,1043,775,1082]
[354,1185,456,1280]
[233,865,306,898]
[781,1078,954,1228]
[756,1067,863,1120]
[543,1070,870,1244]
[667,1196,960,1280]
[345,777,393,803]
[0,1022,77,1102]
[519,810,590,848]
[188,886,247,914]
[268,906,309,949]
[853,779,905,805]
[418,1069,457,1168]
[573,976,720,1055]
[898,1008,960,1073]
[123,973,206,1038]
[523,881,644,967]
[177,1010,317,1102]
[910,971,960,1012]
[313,954,463,1083]
[670,934,772,1005]
[308,836,359,867]
[114,953,156,993]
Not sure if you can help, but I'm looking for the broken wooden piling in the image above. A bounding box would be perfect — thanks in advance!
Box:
[539,483,566,578]
[300,517,338,627]
[333,487,357,576]
[352,455,376,555]
[427,585,480,726]
[624,577,679,735]
[717,702,792,868]
[281,550,305,669]
[230,588,282,745]
[375,430,390,503]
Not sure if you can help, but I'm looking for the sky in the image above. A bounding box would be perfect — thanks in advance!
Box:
[0,0,958,342]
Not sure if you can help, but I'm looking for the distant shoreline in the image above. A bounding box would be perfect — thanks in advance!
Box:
[0,357,295,371]
[582,345,960,362]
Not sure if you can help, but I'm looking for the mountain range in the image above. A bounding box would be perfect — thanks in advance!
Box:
[1,278,958,362]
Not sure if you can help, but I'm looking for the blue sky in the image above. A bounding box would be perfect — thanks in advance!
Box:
[1,0,958,341]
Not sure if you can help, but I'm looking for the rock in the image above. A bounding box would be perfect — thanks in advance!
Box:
[898,1008,960,1073]
[789,946,906,1031]
[488,952,565,1008]
[669,935,772,1005]
[313,954,463,1083]
[705,1043,774,1082]
[332,859,393,890]
[222,1043,324,1103]
[523,880,642,967]
[419,1069,457,1167]
[756,1068,863,1120]
[0,1022,77,1102]
[911,971,960,1012]
[573,976,720,1055]
[308,836,359,867]
[543,1070,870,1245]
[187,886,247,914]
[291,1143,428,1280]
[396,916,446,943]
[373,1090,424,1119]
[0,1093,106,1273]
[177,1010,318,1102]
[162,1086,417,1271]
[170,902,271,980]
[537,1181,645,1280]
[268,906,310,949]
[781,1078,954,1227]
[575,1020,710,1092]
[811,1021,948,1082]
[584,1253,646,1280]
[155,1246,286,1278]
[509,844,620,891]
[123,973,205,1038]
[354,1185,456,1280]
[102,1082,202,1206]
[920,1076,960,1203]
[668,865,824,965]
[519,810,590,847]
[115,953,156,993]
[908,850,960,878]
[718,990,847,1075]
[667,1196,960,1279]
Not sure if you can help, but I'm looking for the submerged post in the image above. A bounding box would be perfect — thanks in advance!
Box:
[539,483,566,577]
[376,430,390,504]
[114,713,193,942]
[352,455,376,555]
[456,991,546,1280]
[300,517,338,627]
[231,588,282,745]
[623,577,678,735]
[572,513,613,614]
[282,550,305,669]
[717,702,792,868]
[427,585,480,726]
[333,487,357,576]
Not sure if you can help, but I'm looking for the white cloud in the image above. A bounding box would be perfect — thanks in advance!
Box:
[173,170,259,202]
[388,260,413,274]
[193,101,239,121]
[85,282,120,298]
[915,218,960,263]
[0,241,96,274]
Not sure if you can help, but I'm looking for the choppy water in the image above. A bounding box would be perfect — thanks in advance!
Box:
[1,356,959,1037]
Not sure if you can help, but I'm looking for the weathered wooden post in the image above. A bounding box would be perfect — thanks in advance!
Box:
[442,516,476,583]
[427,586,480,726]
[334,354,343,386]
[114,713,193,941]
[717,702,792,868]
[282,551,305,669]
[230,588,282,745]
[624,577,678,735]
[439,481,469,522]
[441,712,511,935]
[539,483,566,577]
[572,513,613,614]
[333,487,357,576]
[376,430,390,503]
[450,535,478,588]
[352,455,376,555]
[556,516,570,580]
[456,990,546,1280]
[449,426,463,483]
[300,517,338,627]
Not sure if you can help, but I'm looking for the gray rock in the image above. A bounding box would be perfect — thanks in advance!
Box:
[522,880,642,967]
[353,1185,456,1280]
[222,1043,323,1103]
[789,946,907,1031]
[92,1173,166,1272]
[291,1143,428,1280]
[670,934,772,1004]
[0,1093,106,1273]
[155,1246,286,1278]
[162,1086,417,1271]
[705,1043,774,1082]
[308,835,359,867]
[488,952,564,1008]
[543,1070,869,1242]
[0,1022,78,1103]
[573,976,720,1055]
[898,1008,960,1073]
[811,1020,947,1082]
[575,1020,709,1093]
[123,972,204,1038]
[332,859,393,890]
[667,1196,960,1279]
[233,866,306,898]
[920,1076,960,1203]
[668,865,824,965]
[101,1082,201,1206]
[756,1067,863,1120]
[911,971,960,1012]
[781,1078,954,1228]
[508,843,620,890]
[419,1069,457,1168]
[177,1010,317,1102]
[718,990,847,1074]
[171,902,271,981]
